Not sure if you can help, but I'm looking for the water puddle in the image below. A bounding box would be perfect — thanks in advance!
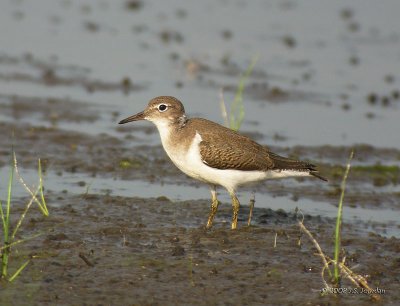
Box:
[1,167,398,237]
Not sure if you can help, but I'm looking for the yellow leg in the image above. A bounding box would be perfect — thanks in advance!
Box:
[206,186,219,229]
[230,192,240,230]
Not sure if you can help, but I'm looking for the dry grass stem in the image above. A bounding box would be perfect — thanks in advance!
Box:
[298,219,381,301]
[11,185,40,240]
[219,88,229,127]
[13,153,42,212]
[298,220,331,280]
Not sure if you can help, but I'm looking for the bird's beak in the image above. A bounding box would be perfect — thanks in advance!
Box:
[118,111,146,124]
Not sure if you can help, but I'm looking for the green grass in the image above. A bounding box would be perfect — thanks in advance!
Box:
[220,55,258,131]
[352,164,399,173]
[298,150,381,300]
[0,159,13,278]
[333,150,353,286]
[118,158,143,170]
[218,56,258,226]
[0,152,49,281]
[353,164,399,186]
[318,163,399,187]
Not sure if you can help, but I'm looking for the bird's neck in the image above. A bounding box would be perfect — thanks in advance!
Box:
[153,116,191,156]
[176,114,188,128]
[154,120,179,147]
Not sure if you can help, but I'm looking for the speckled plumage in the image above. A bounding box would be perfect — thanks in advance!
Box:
[167,117,323,177]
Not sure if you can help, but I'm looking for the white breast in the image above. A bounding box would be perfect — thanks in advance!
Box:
[156,125,310,193]
[160,131,270,192]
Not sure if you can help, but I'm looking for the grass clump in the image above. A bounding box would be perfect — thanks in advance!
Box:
[353,164,399,186]
[0,152,49,282]
[298,150,382,301]
[220,55,258,131]
[119,158,143,170]
[320,163,399,186]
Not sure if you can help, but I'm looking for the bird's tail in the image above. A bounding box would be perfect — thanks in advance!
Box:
[269,152,328,182]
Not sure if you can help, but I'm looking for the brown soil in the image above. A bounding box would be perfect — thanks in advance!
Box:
[0,55,399,305]
[1,194,398,305]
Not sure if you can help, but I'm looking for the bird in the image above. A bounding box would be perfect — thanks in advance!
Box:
[119,96,327,229]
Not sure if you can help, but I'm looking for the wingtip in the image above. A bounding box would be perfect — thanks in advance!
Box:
[310,171,328,182]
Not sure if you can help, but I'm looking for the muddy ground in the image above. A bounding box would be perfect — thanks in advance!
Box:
[1,1,400,304]
[0,193,399,305]
[0,60,400,305]
[0,97,399,305]
[0,104,399,211]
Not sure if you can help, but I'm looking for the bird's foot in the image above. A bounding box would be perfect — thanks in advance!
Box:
[247,194,255,226]
[231,220,237,230]
[206,199,219,229]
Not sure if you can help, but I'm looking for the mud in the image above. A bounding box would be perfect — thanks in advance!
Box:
[1,0,400,304]
[1,194,399,305]
[0,54,143,94]
[0,111,398,211]
[0,97,399,304]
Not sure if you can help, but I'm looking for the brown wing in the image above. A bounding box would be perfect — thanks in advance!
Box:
[191,118,327,180]
[187,117,273,171]
[199,140,274,171]
[198,126,274,171]
[199,141,327,180]
[268,151,316,171]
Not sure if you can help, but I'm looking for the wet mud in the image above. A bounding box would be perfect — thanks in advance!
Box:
[0,54,143,94]
[1,1,400,304]
[0,106,398,211]
[1,194,399,305]
[0,96,399,304]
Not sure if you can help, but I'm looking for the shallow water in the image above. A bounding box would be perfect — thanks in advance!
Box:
[0,0,399,148]
[0,0,400,304]
[1,167,398,238]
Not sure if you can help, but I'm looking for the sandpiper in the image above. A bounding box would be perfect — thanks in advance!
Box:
[119,96,327,229]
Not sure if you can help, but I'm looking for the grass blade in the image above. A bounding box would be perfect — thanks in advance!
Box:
[0,199,5,236]
[219,89,229,127]
[229,55,258,131]
[8,259,30,282]
[333,150,354,285]
[11,185,40,240]
[13,154,49,217]
[37,158,49,216]
[5,154,14,237]
[1,153,14,278]
[0,232,45,252]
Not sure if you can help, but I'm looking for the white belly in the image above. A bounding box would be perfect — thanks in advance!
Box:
[160,131,309,193]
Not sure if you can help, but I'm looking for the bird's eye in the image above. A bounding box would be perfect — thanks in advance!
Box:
[158,104,168,112]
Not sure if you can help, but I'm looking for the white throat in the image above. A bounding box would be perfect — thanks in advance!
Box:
[150,119,174,151]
